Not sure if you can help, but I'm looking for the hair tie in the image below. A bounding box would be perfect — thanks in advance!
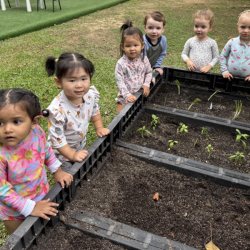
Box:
[55,59,58,63]
[40,111,43,115]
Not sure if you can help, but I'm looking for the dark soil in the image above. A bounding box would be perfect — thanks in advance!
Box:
[123,112,250,174]
[57,148,250,250]
[34,223,126,250]
[150,83,250,123]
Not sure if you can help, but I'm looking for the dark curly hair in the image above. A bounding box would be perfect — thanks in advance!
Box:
[0,88,48,120]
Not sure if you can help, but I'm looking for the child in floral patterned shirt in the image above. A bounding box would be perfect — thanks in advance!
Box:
[220,10,250,81]
[46,52,110,171]
[0,88,73,235]
[115,19,152,113]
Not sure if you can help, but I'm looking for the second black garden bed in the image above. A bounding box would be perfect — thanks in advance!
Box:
[150,83,250,124]
[45,147,250,250]
[122,112,250,174]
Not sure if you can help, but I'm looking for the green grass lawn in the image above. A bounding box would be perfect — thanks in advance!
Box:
[0,0,250,246]
[0,0,128,40]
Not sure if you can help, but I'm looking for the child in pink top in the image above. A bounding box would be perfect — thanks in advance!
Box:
[0,88,73,235]
[115,19,152,113]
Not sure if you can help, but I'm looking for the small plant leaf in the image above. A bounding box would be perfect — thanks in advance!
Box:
[242,140,247,150]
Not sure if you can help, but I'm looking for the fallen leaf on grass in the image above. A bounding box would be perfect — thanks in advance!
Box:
[205,241,220,250]
[42,98,50,101]
[13,73,18,75]
[153,192,159,201]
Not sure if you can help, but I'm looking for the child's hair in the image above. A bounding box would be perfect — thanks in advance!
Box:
[193,9,215,27]
[238,10,250,21]
[0,88,49,120]
[120,19,145,59]
[144,11,166,26]
[46,52,95,80]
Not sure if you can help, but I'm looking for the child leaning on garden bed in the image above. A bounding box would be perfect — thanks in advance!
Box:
[220,10,250,81]
[45,52,110,172]
[115,19,152,113]
[0,88,73,235]
[143,11,167,84]
[181,9,219,73]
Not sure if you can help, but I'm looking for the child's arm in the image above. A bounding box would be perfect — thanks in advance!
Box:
[200,40,220,73]
[91,114,110,137]
[220,40,233,80]
[115,61,135,102]
[153,36,167,75]
[181,39,196,71]
[142,57,153,96]
[0,161,58,220]
[44,140,73,188]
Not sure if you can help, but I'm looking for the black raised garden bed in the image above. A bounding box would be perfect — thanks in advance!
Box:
[2,68,250,250]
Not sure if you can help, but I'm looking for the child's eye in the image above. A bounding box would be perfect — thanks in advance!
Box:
[241,26,246,29]
[14,120,21,125]
[195,25,198,28]
[202,26,206,29]
[0,122,3,126]
[82,78,87,81]
[69,79,75,82]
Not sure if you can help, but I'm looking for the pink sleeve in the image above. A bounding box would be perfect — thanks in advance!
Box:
[220,39,231,74]
[0,159,27,213]
[142,57,152,87]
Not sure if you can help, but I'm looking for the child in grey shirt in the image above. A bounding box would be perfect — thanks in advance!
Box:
[181,9,219,73]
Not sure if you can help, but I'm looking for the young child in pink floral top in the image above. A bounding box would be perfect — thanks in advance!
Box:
[115,19,152,113]
[0,88,73,235]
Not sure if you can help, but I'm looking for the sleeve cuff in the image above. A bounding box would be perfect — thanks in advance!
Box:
[48,159,62,173]
[20,199,36,217]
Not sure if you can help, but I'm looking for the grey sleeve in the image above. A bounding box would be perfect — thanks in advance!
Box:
[209,40,220,68]
[181,39,191,62]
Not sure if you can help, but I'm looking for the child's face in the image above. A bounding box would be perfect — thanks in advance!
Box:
[144,18,165,44]
[194,18,212,41]
[121,35,145,60]
[237,15,250,43]
[0,104,38,147]
[55,67,91,105]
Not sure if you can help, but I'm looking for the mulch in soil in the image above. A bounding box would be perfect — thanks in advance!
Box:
[150,83,250,123]
[123,112,250,174]
[58,147,250,250]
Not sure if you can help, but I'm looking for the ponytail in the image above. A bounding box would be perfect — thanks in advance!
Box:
[45,56,57,77]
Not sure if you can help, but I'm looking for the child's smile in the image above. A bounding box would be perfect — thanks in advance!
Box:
[55,67,91,105]
[0,104,36,147]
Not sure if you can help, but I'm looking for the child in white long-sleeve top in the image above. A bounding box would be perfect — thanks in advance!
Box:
[220,10,250,81]
[181,9,219,73]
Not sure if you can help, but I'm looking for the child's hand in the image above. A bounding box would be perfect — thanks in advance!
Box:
[200,65,212,73]
[222,72,233,81]
[142,86,150,97]
[96,127,110,137]
[73,150,88,162]
[153,68,163,75]
[126,95,137,103]
[31,198,59,220]
[152,77,156,85]
[245,76,250,81]
[54,168,73,188]
[185,59,196,71]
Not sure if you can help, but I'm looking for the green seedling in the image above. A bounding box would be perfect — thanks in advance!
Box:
[175,79,180,95]
[201,127,211,140]
[208,89,221,101]
[233,100,242,120]
[177,123,188,134]
[236,129,249,150]
[205,144,213,158]
[229,151,245,165]
[168,140,178,149]
[247,97,250,101]
[137,126,151,138]
[193,138,198,147]
[188,98,201,111]
[164,96,167,106]
[151,114,160,130]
